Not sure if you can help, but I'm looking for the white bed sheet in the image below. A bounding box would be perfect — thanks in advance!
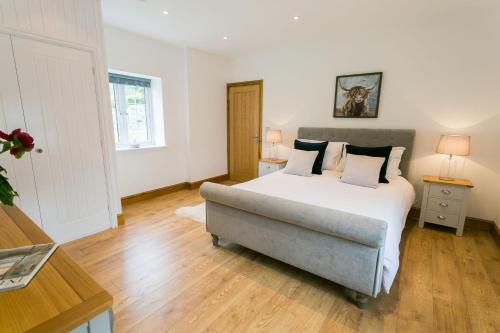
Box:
[233,170,415,293]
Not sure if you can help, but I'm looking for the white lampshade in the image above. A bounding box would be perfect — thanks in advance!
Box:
[436,135,471,156]
[266,129,282,144]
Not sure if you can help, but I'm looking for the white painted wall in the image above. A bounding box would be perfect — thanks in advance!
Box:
[231,18,500,222]
[104,26,189,197]
[104,26,230,196]
[185,49,230,182]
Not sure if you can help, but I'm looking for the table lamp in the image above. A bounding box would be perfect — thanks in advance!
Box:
[266,129,282,160]
[436,134,470,180]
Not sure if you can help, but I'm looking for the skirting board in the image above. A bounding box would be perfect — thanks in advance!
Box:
[492,223,500,247]
[121,174,229,207]
[117,213,125,227]
[189,174,229,190]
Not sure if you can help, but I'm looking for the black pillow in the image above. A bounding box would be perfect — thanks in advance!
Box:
[345,145,393,183]
[294,140,328,175]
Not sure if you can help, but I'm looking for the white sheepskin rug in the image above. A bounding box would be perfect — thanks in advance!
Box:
[175,202,206,224]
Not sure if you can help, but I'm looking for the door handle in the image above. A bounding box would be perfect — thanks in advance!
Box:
[439,202,448,208]
[35,148,43,154]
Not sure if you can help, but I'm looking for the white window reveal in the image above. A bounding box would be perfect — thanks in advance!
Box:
[109,72,162,149]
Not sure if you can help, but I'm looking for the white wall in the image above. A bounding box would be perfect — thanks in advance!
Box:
[104,26,189,197]
[231,19,500,222]
[185,49,230,182]
[104,26,230,196]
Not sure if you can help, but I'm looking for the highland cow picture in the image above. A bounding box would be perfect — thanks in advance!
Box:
[334,72,382,118]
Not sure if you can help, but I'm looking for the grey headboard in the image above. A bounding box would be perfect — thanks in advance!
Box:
[298,127,416,177]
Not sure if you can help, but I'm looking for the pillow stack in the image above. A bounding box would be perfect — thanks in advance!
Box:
[281,138,406,188]
[344,145,393,183]
[282,149,319,177]
[293,140,328,175]
[340,145,407,188]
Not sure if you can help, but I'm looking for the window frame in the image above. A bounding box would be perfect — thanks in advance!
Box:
[109,73,156,149]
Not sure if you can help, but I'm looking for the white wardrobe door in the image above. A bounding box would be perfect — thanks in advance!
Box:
[12,36,111,243]
[0,33,41,226]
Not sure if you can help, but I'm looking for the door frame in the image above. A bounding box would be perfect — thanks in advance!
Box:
[226,80,263,179]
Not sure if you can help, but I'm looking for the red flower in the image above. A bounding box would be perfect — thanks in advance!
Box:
[0,131,10,141]
[9,129,21,140]
[17,132,34,149]
[9,148,18,156]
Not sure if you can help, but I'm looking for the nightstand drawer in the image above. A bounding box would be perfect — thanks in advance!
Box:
[425,211,459,227]
[258,160,287,177]
[260,163,279,172]
[427,198,461,215]
[429,184,464,201]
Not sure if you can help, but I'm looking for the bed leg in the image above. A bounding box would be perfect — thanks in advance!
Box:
[355,293,369,309]
[211,234,219,247]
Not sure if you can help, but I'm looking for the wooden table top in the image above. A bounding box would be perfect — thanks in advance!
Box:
[423,175,474,188]
[0,205,112,333]
[260,158,288,164]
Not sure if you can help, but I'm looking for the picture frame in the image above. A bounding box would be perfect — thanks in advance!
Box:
[333,72,383,118]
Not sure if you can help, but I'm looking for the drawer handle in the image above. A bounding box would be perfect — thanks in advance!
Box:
[441,189,451,195]
[439,202,449,208]
[437,215,447,220]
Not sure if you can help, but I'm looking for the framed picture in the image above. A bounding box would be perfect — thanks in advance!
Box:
[333,72,383,118]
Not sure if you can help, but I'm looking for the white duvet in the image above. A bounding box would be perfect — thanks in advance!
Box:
[234,170,415,293]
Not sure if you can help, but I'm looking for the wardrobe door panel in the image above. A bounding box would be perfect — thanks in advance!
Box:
[0,33,41,226]
[12,36,111,242]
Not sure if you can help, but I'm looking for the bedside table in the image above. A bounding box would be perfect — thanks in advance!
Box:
[259,158,287,177]
[418,175,474,236]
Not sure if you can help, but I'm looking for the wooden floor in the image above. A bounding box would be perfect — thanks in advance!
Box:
[63,187,500,333]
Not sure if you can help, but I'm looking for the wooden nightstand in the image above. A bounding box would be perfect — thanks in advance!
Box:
[259,158,287,177]
[418,175,474,236]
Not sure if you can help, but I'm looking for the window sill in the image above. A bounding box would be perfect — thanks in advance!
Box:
[116,145,167,152]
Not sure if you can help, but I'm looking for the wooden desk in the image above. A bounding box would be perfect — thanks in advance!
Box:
[0,205,113,333]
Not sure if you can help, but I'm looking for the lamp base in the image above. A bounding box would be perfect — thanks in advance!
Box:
[439,155,457,181]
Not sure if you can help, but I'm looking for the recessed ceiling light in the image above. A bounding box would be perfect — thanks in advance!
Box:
[223,36,228,40]
[293,16,300,21]
[162,10,169,15]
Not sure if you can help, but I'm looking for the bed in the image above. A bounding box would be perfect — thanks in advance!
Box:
[200,127,416,308]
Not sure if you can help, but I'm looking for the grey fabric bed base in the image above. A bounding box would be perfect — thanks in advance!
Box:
[200,183,387,307]
[201,128,415,308]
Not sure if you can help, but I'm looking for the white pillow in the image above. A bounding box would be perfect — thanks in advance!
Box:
[297,139,348,170]
[341,154,385,188]
[334,143,349,172]
[283,149,319,177]
[386,147,406,179]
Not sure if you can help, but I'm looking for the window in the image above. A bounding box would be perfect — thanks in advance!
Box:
[109,73,155,148]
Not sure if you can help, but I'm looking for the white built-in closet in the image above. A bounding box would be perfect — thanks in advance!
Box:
[0,0,120,243]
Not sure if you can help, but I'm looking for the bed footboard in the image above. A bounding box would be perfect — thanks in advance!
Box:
[200,182,388,299]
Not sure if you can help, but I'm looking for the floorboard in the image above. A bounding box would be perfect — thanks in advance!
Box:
[63,186,500,332]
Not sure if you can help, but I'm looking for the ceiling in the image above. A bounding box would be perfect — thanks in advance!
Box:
[101,0,498,58]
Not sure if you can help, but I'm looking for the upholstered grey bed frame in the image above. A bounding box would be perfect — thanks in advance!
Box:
[200,127,415,308]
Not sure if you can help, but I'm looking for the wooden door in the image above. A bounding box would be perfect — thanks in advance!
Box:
[12,36,111,243]
[227,81,262,182]
[0,33,42,226]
